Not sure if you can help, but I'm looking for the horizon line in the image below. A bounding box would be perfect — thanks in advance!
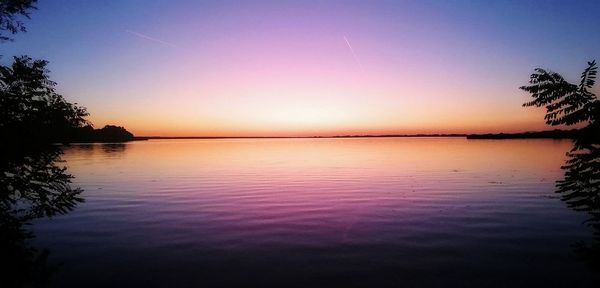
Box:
[134,134,466,140]
[133,129,577,140]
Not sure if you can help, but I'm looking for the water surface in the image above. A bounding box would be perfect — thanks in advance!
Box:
[33,138,598,287]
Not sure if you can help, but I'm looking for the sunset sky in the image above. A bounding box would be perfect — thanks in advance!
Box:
[3,0,600,136]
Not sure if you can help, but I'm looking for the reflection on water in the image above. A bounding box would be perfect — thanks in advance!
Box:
[4,138,600,287]
[27,138,598,287]
[1,144,127,287]
[100,143,127,154]
[558,131,600,267]
[0,147,83,287]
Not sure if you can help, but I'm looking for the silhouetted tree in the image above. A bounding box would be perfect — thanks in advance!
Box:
[522,61,600,267]
[0,0,37,42]
[0,56,90,150]
[521,60,599,198]
[0,3,86,287]
[521,60,598,125]
[1,1,133,147]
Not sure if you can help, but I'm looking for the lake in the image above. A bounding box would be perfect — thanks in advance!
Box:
[31,138,599,287]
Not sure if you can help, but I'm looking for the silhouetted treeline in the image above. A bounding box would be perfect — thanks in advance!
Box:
[331,133,467,138]
[0,56,88,149]
[67,125,134,143]
[0,55,135,151]
[466,129,582,139]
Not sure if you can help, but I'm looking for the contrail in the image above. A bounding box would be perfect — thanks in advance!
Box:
[125,29,178,48]
[343,35,363,71]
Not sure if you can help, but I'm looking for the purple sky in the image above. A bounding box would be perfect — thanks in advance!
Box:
[3,0,599,136]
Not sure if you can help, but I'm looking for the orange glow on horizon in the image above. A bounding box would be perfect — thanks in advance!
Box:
[88,105,555,137]
[14,1,599,138]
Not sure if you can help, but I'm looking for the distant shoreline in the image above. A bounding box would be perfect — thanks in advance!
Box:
[133,134,466,140]
[132,129,579,141]
[465,129,579,139]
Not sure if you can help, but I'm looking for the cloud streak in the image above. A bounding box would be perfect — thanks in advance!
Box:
[343,35,363,71]
[125,29,178,48]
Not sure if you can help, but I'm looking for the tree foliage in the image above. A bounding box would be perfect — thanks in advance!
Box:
[0,3,86,286]
[520,60,599,127]
[0,0,37,42]
[522,61,600,267]
[0,56,89,149]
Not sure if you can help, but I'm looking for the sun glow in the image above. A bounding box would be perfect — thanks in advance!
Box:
[12,1,595,137]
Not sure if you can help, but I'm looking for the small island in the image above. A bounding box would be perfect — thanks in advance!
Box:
[68,125,135,143]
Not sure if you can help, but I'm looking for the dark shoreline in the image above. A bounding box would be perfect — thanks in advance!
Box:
[134,134,466,140]
[130,129,580,141]
[466,129,580,139]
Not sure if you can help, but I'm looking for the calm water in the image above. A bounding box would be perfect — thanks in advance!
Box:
[32,138,598,287]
